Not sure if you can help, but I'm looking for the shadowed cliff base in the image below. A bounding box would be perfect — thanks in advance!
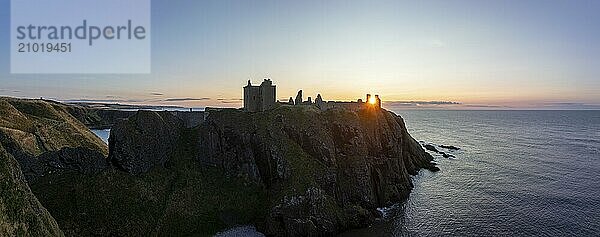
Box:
[0,143,64,236]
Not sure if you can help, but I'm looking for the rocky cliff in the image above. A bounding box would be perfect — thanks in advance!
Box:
[0,97,109,181]
[32,111,267,236]
[101,105,437,236]
[0,97,437,236]
[197,106,438,235]
[0,143,64,236]
[0,98,120,236]
[108,110,183,174]
[64,105,136,129]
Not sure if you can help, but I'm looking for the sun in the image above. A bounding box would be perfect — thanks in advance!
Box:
[368,96,376,104]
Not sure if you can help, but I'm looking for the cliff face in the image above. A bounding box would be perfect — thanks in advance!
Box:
[108,111,183,174]
[96,106,436,236]
[0,97,109,181]
[64,105,136,129]
[198,106,437,235]
[1,98,437,236]
[0,98,118,236]
[33,111,267,236]
[0,143,64,236]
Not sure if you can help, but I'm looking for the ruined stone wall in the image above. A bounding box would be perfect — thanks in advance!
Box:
[244,86,261,112]
[260,84,276,110]
[318,101,365,111]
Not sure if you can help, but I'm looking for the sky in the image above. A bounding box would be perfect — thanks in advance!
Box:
[1,0,599,109]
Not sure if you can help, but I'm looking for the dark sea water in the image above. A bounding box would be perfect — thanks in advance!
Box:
[341,110,600,237]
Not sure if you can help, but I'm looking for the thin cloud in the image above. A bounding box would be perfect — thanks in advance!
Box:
[163,97,210,102]
[543,102,588,106]
[62,99,147,103]
[384,101,461,107]
[217,98,243,104]
[150,92,164,96]
[220,101,242,104]
[462,104,505,108]
[0,89,21,93]
[540,102,600,110]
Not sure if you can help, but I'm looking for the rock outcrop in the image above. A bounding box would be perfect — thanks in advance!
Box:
[0,143,64,236]
[422,143,458,158]
[65,106,136,129]
[108,111,183,174]
[440,144,460,150]
[295,90,303,105]
[196,106,438,236]
[0,97,109,180]
[37,147,109,174]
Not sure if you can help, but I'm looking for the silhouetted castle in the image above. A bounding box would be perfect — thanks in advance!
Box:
[289,90,381,111]
[243,79,381,112]
[243,79,276,112]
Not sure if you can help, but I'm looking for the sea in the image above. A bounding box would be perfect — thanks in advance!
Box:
[91,129,110,144]
[340,110,600,236]
[92,110,600,236]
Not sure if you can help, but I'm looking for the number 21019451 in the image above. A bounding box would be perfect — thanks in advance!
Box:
[17,43,72,53]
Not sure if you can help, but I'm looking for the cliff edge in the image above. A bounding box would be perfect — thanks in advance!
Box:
[0,97,109,181]
[101,105,437,236]
[197,106,438,235]
[1,98,437,236]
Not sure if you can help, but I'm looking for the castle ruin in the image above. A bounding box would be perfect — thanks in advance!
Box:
[243,79,276,112]
[243,79,381,112]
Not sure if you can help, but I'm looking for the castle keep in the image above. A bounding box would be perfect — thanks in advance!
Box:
[243,79,276,112]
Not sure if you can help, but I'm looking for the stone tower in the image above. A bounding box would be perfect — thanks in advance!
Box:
[243,79,276,112]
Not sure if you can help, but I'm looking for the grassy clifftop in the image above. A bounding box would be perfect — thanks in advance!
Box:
[0,97,107,157]
[0,97,113,236]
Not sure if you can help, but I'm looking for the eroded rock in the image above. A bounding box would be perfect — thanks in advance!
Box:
[108,110,184,174]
